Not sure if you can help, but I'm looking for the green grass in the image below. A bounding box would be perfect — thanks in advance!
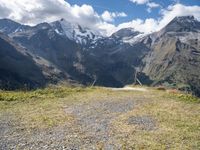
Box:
[170,93,200,103]
[0,86,87,102]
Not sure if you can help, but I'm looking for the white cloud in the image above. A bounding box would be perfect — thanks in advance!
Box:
[117,12,127,17]
[146,8,151,13]
[96,22,117,35]
[0,1,199,36]
[158,4,200,28]
[112,3,200,35]
[130,0,160,13]
[101,11,127,22]
[147,2,160,8]
[0,0,101,29]
[129,0,149,5]
[146,2,160,13]
[116,18,158,34]
[0,0,128,36]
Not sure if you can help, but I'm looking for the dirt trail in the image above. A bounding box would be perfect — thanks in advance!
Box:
[110,86,148,92]
[0,89,154,149]
[64,99,136,149]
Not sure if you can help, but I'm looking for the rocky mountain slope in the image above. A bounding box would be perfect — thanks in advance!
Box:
[0,19,31,35]
[6,19,149,87]
[0,16,199,95]
[0,33,45,89]
[141,16,200,95]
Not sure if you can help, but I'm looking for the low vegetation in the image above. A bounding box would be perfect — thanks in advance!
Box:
[0,86,199,149]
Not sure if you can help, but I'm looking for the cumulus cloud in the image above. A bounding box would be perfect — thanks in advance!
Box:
[0,0,128,35]
[0,0,101,28]
[114,3,200,35]
[146,2,160,13]
[130,0,160,13]
[0,1,199,36]
[158,4,200,28]
[129,0,149,5]
[101,11,127,22]
[147,2,160,8]
[116,18,158,34]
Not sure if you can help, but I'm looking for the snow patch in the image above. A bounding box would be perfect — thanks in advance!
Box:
[51,19,103,45]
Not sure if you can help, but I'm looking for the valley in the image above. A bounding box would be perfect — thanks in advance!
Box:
[0,16,200,96]
[0,0,200,149]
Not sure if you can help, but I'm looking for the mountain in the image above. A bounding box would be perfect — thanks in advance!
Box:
[112,28,140,39]
[0,16,200,96]
[111,28,142,44]
[7,19,148,87]
[159,16,200,34]
[0,18,31,35]
[9,22,94,85]
[0,32,80,90]
[140,16,200,96]
[0,33,45,89]
[51,18,103,45]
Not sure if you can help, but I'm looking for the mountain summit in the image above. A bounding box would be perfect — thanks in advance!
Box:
[51,19,103,45]
[0,19,31,35]
[160,15,200,34]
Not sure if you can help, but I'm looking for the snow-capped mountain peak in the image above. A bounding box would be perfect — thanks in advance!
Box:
[111,27,144,45]
[111,28,140,38]
[0,18,31,35]
[51,19,103,45]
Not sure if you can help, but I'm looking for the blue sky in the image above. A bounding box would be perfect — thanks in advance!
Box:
[67,0,200,25]
[0,0,199,35]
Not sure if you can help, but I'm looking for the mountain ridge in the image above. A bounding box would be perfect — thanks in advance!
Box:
[0,16,200,96]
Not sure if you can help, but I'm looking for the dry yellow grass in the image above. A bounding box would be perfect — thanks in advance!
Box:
[0,86,199,149]
[112,90,200,149]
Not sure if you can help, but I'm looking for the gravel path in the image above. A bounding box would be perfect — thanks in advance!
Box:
[128,116,156,131]
[0,94,155,149]
[64,99,136,149]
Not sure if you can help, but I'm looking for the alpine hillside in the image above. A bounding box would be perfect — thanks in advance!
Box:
[0,16,200,96]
